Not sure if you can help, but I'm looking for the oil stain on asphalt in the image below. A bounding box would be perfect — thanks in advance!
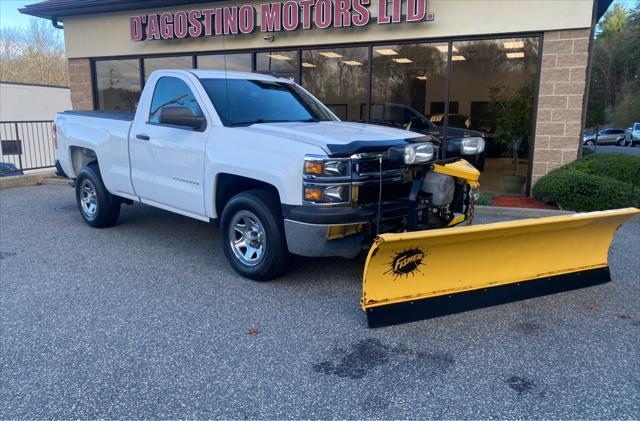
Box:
[505,376,537,395]
[516,321,544,335]
[312,338,455,380]
[0,251,17,260]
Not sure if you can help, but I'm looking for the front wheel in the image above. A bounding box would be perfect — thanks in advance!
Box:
[585,140,595,146]
[220,190,290,281]
[75,165,120,228]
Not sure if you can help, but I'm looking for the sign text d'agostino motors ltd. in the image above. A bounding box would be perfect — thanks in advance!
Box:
[130,0,434,41]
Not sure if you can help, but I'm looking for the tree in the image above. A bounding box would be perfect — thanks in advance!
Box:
[587,1,640,129]
[0,18,68,86]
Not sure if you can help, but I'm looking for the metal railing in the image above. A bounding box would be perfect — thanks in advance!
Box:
[0,121,55,172]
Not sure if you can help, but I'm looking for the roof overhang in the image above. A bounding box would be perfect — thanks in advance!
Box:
[20,0,616,23]
[19,0,220,20]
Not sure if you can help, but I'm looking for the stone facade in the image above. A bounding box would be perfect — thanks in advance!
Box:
[531,28,591,186]
[68,58,93,110]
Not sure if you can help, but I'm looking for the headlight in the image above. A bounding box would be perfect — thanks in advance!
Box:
[304,157,350,178]
[461,137,485,155]
[303,184,350,204]
[395,142,435,165]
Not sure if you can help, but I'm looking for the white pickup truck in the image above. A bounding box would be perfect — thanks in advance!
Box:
[54,70,484,280]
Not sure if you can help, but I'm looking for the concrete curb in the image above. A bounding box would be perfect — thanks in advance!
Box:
[41,177,73,187]
[0,170,69,190]
[475,204,640,223]
[475,205,573,218]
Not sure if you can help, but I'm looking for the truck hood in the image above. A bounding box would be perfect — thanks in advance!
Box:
[236,121,424,156]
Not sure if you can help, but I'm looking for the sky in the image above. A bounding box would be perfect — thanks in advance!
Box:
[0,0,638,29]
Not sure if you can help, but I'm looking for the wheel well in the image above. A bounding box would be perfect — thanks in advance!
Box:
[70,146,98,176]
[215,173,280,217]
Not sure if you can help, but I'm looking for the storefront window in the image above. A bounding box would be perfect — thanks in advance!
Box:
[450,37,540,194]
[144,56,193,80]
[371,43,448,132]
[198,53,252,72]
[95,59,141,110]
[256,50,298,81]
[301,47,369,122]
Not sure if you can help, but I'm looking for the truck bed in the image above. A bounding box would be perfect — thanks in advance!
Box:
[62,110,135,121]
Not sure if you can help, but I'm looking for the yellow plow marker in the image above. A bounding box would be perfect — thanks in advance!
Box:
[361,208,639,328]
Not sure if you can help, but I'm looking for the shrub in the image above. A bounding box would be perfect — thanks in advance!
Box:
[533,169,640,211]
[477,191,497,206]
[566,153,640,185]
[581,147,595,157]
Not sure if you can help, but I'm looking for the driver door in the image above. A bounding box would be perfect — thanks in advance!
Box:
[130,75,208,218]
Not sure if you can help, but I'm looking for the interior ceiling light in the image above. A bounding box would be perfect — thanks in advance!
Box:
[436,45,458,53]
[393,58,413,64]
[301,62,316,68]
[506,52,525,59]
[452,55,466,61]
[342,60,363,66]
[503,41,525,49]
[268,54,292,61]
[320,51,343,58]
[375,48,399,56]
[416,75,428,80]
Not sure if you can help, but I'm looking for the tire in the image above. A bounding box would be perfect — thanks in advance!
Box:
[585,140,595,146]
[75,165,121,228]
[220,190,290,281]
[618,138,625,146]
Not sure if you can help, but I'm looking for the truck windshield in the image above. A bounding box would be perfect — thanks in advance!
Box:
[200,78,335,127]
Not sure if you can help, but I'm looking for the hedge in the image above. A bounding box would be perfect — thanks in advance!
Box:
[567,153,640,185]
[532,153,640,211]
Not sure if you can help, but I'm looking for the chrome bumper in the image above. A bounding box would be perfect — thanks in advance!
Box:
[283,219,368,258]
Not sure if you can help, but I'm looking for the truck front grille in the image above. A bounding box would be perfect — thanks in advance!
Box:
[356,181,412,206]
[355,157,404,176]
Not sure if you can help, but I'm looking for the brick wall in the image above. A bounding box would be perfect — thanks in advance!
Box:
[68,58,93,110]
[531,28,591,186]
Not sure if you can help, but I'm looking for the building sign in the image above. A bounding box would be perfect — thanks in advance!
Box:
[130,0,434,41]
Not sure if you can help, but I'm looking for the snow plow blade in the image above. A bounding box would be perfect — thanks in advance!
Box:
[361,208,639,328]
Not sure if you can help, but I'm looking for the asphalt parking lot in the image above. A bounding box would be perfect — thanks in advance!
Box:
[1,185,638,419]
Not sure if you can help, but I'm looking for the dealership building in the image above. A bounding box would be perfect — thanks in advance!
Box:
[21,0,613,194]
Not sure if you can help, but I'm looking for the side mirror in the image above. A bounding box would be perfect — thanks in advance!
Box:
[159,106,206,130]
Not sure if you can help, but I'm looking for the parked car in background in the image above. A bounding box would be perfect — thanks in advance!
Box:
[583,128,626,146]
[369,103,485,170]
[625,122,640,147]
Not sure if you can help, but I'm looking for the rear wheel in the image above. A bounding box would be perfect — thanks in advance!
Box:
[220,190,290,281]
[618,138,625,146]
[75,165,120,228]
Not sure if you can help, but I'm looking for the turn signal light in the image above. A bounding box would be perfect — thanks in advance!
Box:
[304,161,323,175]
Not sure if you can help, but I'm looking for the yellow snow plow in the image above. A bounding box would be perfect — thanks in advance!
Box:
[361,207,639,327]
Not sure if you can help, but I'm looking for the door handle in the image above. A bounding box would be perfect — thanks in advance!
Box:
[136,134,150,141]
